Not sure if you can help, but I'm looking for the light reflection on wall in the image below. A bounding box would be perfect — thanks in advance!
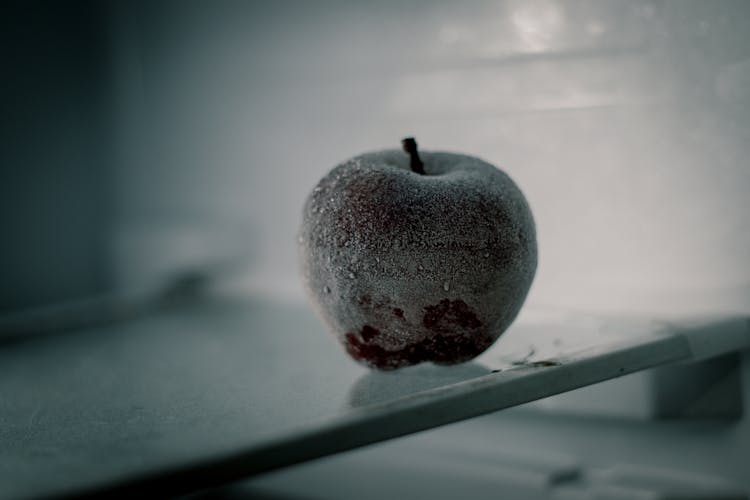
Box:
[509,0,565,53]
[114,0,750,314]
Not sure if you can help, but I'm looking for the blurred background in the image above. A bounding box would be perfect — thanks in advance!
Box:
[2,0,750,316]
[2,2,750,498]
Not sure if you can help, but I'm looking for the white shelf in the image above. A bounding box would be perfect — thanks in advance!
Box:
[0,298,747,498]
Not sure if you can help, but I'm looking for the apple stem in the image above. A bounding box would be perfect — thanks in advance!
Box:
[402,137,425,175]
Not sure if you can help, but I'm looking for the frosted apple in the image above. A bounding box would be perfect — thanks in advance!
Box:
[298,138,537,370]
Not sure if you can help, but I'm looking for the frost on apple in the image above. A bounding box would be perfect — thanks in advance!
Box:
[298,140,537,370]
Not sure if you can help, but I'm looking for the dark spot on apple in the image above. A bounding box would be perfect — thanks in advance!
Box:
[393,307,404,318]
[423,299,482,333]
[358,295,372,306]
[360,325,380,342]
[344,329,492,370]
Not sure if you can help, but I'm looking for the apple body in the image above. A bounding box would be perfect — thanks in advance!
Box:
[298,148,537,370]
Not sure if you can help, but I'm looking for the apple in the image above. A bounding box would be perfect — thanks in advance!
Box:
[298,138,537,370]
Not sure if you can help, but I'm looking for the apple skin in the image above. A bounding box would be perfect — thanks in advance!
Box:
[298,148,537,370]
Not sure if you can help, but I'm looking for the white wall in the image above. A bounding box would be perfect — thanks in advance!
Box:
[115,0,750,313]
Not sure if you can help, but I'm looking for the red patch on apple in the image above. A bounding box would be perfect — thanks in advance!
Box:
[423,299,482,333]
[360,325,380,342]
[344,328,491,370]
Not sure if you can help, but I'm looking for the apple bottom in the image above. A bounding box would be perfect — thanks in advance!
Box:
[339,298,496,370]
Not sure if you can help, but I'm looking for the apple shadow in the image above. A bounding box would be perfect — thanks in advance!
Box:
[347,362,490,409]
